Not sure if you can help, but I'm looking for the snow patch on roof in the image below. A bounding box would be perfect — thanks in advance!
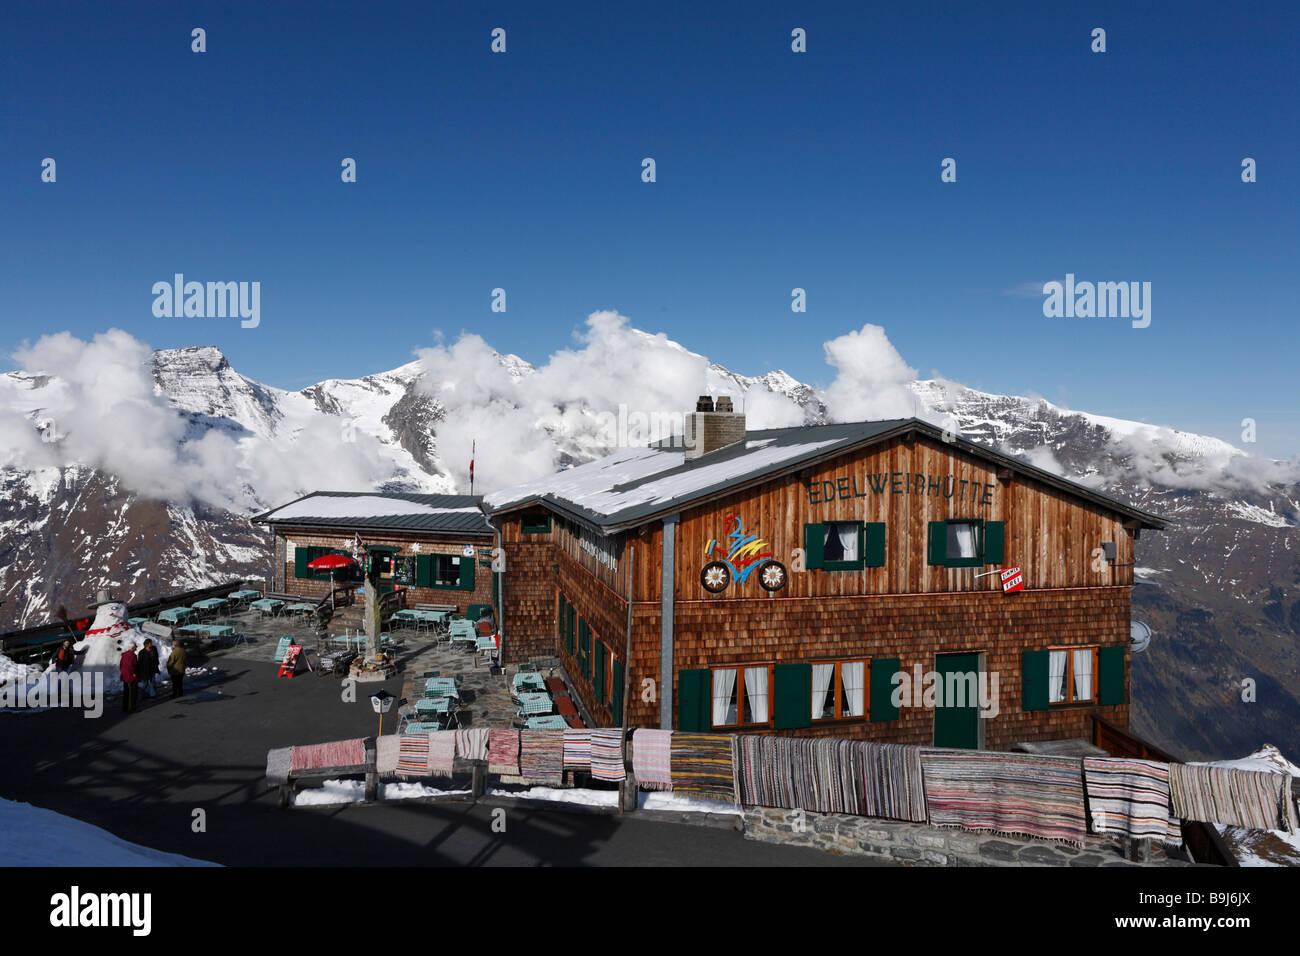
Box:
[266,495,481,521]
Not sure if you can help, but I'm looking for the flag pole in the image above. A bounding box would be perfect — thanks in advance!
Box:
[470,439,476,495]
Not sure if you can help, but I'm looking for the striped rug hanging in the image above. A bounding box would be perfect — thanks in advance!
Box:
[563,729,592,770]
[590,729,626,782]
[428,732,457,777]
[632,729,674,791]
[670,733,737,804]
[396,734,431,776]
[1082,757,1171,839]
[487,728,520,776]
[520,730,566,783]
[920,750,1089,846]
[860,743,927,823]
[455,728,489,762]
[291,738,367,773]
[1169,763,1297,833]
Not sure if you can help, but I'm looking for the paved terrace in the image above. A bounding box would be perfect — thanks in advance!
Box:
[0,605,876,867]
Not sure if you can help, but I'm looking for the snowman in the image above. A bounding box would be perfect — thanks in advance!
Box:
[65,602,172,696]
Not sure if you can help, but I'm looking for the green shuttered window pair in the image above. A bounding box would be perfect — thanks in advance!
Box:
[1021,646,1125,711]
[676,658,902,731]
[415,553,477,590]
[803,522,886,571]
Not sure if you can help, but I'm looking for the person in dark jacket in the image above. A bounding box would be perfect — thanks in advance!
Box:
[119,645,139,713]
[166,643,188,698]
[53,638,76,672]
[137,639,160,698]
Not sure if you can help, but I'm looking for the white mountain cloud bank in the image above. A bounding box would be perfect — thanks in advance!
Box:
[1,314,1294,509]
[414,311,935,494]
[0,329,391,511]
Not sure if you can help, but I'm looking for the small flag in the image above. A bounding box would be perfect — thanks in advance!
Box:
[1000,567,1024,593]
[469,439,475,492]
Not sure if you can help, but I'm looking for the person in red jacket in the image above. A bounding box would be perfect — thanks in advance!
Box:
[119,645,139,714]
[53,638,76,672]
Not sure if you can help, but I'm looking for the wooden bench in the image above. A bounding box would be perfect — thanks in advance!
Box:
[267,739,377,808]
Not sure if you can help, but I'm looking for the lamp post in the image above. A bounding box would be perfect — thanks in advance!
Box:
[371,689,394,738]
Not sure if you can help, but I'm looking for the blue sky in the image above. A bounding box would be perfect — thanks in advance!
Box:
[2,0,1297,457]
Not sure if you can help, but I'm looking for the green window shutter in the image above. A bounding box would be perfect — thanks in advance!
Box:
[458,556,476,591]
[566,606,575,654]
[593,642,606,703]
[611,660,625,724]
[773,663,812,730]
[870,657,900,722]
[415,554,433,588]
[676,669,709,732]
[984,521,1005,565]
[1098,646,1126,705]
[803,524,824,570]
[864,522,886,567]
[1022,650,1050,712]
[578,620,590,677]
[927,522,947,566]
[294,547,311,579]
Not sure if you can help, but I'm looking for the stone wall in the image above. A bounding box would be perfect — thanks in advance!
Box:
[742,807,1196,867]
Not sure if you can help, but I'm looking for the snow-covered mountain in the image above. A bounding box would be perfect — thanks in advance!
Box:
[1,335,1297,762]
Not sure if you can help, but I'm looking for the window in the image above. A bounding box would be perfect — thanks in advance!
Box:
[521,511,552,534]
[803,522,886,571]
[811,660,869,721]
[430,555,460,588]
[1049,646,1098,704]
[928,520,1004,568]
[710,664,773,729]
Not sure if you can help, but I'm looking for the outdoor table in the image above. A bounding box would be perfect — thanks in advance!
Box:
[284,602,316,615]
[525,715,569,730]
[205,624,237,642]
[129,617,149,628]
[424,677,459,698]
[450,630,478,646]
[404,721,441,733]
[512,672,546,693]
[250,598,283,616]
[415,696,451,716]
[515,692,553,716]
[475,636,497,650]
[229,589,261,603]
[176,623,210,637]
[157,607,194,624]
[192,598,228,613]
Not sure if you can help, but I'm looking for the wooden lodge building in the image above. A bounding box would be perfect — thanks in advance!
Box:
[253,491,497,617]
[486,396,1166,750]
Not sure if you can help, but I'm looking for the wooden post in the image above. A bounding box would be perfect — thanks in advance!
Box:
[364,738,378,802]
[471,762,486,798]
[619,547,635,815]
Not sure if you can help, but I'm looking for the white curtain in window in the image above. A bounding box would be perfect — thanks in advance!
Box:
[1073,648,1093,701]
[837,524,858,561]
[949,522,977,558]
[811,663,835,719]
[744,666,769,723]
[841,661,865,717]
[712,668,737,726]
[1048,650,1067,703]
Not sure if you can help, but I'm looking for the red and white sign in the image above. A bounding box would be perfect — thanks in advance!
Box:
[1000,567,1024,593]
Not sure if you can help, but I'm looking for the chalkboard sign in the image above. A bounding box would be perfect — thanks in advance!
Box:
[393,555,416,586]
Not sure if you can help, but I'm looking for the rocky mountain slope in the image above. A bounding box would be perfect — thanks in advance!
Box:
[1,341,1296,762]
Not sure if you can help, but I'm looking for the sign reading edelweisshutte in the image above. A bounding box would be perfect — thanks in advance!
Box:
[808,472,998,506]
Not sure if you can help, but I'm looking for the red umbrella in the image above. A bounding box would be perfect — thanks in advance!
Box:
[307,554,358,609]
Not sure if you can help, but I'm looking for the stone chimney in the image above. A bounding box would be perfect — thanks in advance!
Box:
[684,393,746,460]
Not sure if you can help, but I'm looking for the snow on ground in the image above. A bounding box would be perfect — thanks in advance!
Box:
[292,779,470,807]
[488,786,619,807]
[1225,500,1294,529]
[0,797,218,866]
[1199,743,1300,778]
[639,791,742,814]
[0,653,39,687]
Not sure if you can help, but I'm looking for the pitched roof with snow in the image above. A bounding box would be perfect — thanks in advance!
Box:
[253,492,493,536]
[485,417,1167,533]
